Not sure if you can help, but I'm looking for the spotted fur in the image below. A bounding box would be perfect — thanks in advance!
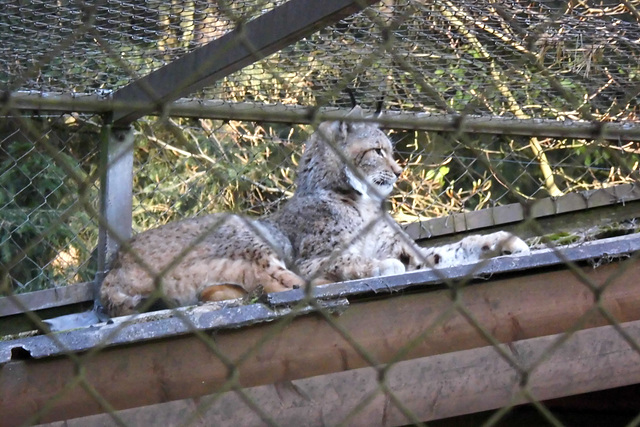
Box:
[100,107,529,317]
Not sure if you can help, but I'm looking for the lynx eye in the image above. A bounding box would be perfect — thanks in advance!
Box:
[374,148,384,156]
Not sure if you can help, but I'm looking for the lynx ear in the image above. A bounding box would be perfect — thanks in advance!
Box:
[347,105,364,117]
[344,105,379,132]
[317,120,344,143]
[317,106,371,143]
[374,96,384,116]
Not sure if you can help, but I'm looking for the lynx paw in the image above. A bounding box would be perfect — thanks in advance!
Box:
[483,231,529,257]
[374,258,406,277]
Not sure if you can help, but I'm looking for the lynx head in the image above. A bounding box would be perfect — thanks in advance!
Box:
[296,106,402,200]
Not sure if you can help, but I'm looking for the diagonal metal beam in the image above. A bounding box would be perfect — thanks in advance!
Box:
[112,0,380,126]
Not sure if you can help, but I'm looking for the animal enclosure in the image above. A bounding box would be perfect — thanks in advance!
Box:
[1,0,640,425]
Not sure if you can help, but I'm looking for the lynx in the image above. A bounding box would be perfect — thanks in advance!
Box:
[100,107,529,317]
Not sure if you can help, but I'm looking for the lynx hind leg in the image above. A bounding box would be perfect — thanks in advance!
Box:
[300,254,406,284]
[200,284,247,302]
[420,231,529,269]
[184,256,304,302]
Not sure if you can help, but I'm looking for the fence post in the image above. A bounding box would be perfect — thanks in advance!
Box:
[94,123,134,310]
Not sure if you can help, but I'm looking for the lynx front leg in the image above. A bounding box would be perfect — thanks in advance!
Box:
[201,257,305,299]
[298,254,406,285]
[418,231,529,269]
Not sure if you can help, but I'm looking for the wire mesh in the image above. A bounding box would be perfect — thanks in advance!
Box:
[1,0,640,426]
[3,0,639,121]
[0,114,101,293]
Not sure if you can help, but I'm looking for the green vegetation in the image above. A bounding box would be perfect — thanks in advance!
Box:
[0,119,99,294]
[2,1,639,293]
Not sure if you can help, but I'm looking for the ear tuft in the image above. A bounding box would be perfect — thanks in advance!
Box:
[317,120,342,143]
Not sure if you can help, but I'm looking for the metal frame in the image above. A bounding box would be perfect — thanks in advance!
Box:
[110,0,380,125]
[6,93,640,141]
[95,126,135,293]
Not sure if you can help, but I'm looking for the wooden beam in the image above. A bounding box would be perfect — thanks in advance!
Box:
[3,259,640,424]
[51,319,640,425]
[404,183,640,242]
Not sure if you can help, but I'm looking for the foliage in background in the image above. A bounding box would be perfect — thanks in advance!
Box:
[3,109,637,293]
[0,118,99,294]
[130,118,303,230]
[2,1,639,291]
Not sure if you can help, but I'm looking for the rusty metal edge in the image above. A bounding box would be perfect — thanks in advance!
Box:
[3,258,640,425]
[39,319,640,426]
[267,232,640,305]
[0,298,349,363]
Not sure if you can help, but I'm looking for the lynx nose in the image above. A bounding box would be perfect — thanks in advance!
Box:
[391,162,403,178]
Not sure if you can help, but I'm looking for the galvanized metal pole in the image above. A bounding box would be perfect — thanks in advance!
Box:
[94,124,134,306]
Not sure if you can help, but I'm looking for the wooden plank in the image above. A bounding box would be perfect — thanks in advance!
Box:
[45,319,640,426]
[404,183,640,240]
[111,0,380,125]
[3,259,640,424]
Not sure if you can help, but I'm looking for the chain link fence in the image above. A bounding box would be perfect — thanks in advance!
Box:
[2,0,640,425]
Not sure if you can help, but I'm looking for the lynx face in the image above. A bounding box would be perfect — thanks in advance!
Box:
[342,123,403,200]
[296,111,403,200]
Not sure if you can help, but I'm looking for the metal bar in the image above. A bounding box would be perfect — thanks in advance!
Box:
[61,319,640,425]
[110,0,380,125]
[2,259,640,424]
[0,282,92,318]
[95,126,135,297]
[6,93,640,141]
[4,92,115,114]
